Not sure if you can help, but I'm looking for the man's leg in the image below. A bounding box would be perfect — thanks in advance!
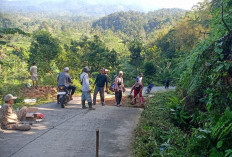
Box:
[119,90,122,105]
[115,91,120,106]
[5,123,31,131]
[68,85,76,100]
[17,107,27,121]
[32,78,35,87]
[68,86,76,95]
[134,90,138,104]
[36,79,38,87]
[139,91,144,104]
[86,92,95,110]
[81,92,87,109]
[93,87,99,105]
[99,87,105,105]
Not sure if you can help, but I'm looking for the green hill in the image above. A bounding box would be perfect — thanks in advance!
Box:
[92,8,186,36]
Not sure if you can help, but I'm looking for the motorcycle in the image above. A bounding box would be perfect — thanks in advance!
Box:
[57,86,71,108]
[145,83,153,94]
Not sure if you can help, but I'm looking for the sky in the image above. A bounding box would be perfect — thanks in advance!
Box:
[3,0,204,10]
[137,0,204,10]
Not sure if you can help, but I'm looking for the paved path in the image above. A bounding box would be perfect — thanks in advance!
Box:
[0,92,143,157]
[0,86,175,157]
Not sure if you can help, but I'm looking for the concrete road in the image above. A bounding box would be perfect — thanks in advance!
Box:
[0,94,143,157]
[142,86,175,94]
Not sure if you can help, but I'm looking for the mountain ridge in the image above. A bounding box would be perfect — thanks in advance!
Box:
[0,0,160,17]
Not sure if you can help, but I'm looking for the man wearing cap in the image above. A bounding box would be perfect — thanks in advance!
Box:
[57,67,76,100]
[0,94,31,131]
[136,73,143,84]
[80,67,95,110]
[104,69,111,82]
[93,68,108,106]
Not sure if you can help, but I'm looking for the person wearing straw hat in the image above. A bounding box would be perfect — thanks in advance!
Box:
[114,71,126,107]
[80,67,95,110]
[0,94,31,131]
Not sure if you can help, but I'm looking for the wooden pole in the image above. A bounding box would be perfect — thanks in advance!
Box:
[96,128,99,157]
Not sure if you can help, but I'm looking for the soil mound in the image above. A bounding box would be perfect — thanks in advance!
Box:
[104,95,146,108]
[22,86,57,99]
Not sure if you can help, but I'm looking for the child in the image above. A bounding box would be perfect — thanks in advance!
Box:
[130,82,144,106]
[109,80,115,92]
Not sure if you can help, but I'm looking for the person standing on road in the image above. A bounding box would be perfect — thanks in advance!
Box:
[114,71,125,107]
[30,62,38,88]
[93,68,108,106]
[165,78,170,89]
[80,67,95,110]
[0,94,31,131]
[136,73,143,84]
[57,67,76,100]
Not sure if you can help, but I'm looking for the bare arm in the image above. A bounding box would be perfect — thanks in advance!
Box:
[130,85,134,94]
[114,77,119,91]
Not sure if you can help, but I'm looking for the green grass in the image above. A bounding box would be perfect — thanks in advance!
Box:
[133,91,188,157]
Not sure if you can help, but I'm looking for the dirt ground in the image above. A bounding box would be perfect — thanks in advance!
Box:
[21,86,146,108]
[104,95,146,108]
[22,86,57,99]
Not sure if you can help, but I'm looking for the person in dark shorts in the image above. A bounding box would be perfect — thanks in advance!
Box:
[165,78,170,89]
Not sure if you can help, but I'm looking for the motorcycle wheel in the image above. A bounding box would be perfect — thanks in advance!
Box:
[146,88,151,94]
[59,97,65,108]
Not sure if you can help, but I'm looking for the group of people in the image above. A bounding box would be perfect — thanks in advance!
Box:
[58,66,145,109]
[80,67,126,109]
[0,64,145,132]
[0,62,40,131]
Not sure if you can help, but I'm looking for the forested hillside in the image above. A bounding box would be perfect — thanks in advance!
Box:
[92,9,185,38]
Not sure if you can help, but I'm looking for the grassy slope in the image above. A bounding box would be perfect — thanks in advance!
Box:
[133,91,188,157]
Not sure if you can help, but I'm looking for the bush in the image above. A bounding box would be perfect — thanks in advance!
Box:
[133,91,188,157]
[40,73,58,86]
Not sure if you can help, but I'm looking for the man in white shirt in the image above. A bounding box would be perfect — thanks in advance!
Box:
[30,62,38,88]
[80,67,95,110]
[136,73,143,84]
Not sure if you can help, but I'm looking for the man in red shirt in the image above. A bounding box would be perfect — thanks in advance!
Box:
[130,82,144,106]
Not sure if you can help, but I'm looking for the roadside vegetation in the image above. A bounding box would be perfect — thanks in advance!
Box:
[134,0,232,156]
[133,91,188,156]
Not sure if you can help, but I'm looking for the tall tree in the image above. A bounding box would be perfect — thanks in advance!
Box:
[129,40,144,73]
[29,30,62,73]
